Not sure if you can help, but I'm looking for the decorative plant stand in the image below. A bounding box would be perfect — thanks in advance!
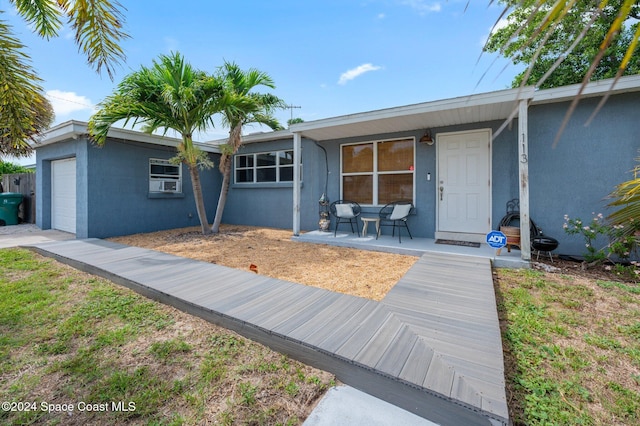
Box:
[318,193,330,232]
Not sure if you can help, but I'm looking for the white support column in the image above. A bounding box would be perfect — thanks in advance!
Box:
[292,132,301,236]
[518,99,531,261]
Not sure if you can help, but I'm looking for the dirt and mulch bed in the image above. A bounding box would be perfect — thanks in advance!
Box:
[110,225,638,300]
[532,255,639,284]
[109,224,418,301]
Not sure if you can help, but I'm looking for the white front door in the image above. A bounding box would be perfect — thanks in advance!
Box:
[51,158,77,234]
[436,129,491,242]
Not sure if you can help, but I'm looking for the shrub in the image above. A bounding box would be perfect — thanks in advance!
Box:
[563,213,637,264]
[0,161,32,175]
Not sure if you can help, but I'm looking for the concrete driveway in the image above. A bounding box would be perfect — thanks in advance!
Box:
[0,224,75,249]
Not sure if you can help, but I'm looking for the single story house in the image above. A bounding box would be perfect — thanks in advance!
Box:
[36,75,640,260]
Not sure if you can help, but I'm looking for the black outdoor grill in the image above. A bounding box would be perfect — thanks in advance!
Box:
[499,199,559,260]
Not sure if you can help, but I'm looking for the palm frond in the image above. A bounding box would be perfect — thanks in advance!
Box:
[217,62,285,132]
[89,52,224,159]
[0,17,54,156]
[62,0,129,80]
[607,156,640,237]
[11,0,63,37]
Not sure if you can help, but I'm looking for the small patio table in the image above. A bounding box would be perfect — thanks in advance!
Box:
[360,217,381,238]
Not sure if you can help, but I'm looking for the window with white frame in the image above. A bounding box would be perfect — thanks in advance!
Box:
[235,150,299,183]
[341,138,414,205]
[149,158,182,193]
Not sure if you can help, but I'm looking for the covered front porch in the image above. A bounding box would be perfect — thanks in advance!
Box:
[294,229,530,268]
[289,87,537,262]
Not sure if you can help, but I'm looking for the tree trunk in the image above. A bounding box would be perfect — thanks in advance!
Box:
[189,164,212,235]
[211,124,242,234]
[211,155,232,234]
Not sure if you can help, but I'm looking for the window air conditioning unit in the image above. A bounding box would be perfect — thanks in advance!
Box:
[160,180,180,192]
[150,179,181,193]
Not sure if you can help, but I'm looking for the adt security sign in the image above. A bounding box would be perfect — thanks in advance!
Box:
[486,230,507,249]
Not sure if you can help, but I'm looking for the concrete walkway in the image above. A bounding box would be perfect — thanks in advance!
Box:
[303,385,436,426]
[0,224,74,248]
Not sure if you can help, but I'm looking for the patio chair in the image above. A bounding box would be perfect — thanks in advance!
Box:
[329,200,361,237]
[377,201,413,243]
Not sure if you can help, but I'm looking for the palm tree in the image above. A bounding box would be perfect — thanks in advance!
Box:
[0,0,128,157]
[88,52,224,235]
[210,62,285,234]
[608,155,640,243]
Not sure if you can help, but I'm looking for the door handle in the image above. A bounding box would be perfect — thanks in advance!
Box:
[439,186,444,201]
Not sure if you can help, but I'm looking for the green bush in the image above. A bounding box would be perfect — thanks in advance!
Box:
[564,213,637,263]
[0,161,33,176]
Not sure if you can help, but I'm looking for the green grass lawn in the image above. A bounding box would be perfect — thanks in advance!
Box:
[0,248,334,425]
[495,268,640,425]
[2,247,639,425]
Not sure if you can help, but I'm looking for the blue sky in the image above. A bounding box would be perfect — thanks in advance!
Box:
[3,0,521,163]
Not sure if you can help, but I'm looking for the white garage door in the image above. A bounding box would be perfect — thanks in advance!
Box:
[51,158,76,234]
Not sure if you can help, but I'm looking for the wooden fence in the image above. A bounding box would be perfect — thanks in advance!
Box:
[1,173,36,223]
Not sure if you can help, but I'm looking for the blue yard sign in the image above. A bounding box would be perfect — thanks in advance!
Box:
[486,230,507,249]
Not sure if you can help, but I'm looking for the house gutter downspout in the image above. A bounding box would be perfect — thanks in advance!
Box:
[518,99,531,261]
[292,132,302,236]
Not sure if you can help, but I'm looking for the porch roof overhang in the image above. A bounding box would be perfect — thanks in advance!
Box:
[287,74,640,142]
[289,86,536,142]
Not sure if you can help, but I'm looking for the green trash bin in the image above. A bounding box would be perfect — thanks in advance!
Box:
[0,193,23,226]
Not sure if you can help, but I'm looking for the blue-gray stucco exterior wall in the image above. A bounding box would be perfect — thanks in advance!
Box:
[221,138,325,230]
[37,136,221,238]
[527,93,639,256]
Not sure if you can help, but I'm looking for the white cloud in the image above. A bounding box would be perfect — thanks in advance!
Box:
[338,63,382,85]
[46,90,94,117]
[400,0,441,14]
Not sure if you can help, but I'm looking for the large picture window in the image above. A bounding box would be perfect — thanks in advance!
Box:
[235,150,298,183]
[341,138,414,205]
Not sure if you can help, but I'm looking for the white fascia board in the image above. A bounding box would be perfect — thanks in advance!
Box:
[242,129,294,143]
[531,74,640,105]
[36,120,88,145]
[37,120,220,153]
[206,128,294,145]
[290,86,536,133]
